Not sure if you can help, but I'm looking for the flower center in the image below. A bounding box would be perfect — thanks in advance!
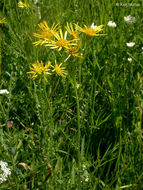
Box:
[55,65,62,74]
[56,39,68,47]
[33,68,40,73]
[71,31,79,39]
[84,28,95,36]
[42,30,53,39]
[40,67,47,72]
[68,47,77,55]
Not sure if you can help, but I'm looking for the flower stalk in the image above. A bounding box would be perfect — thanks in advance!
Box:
[73,66,81,189]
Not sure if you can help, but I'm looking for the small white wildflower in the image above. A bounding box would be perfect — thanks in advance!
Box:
[126,42,135,47]
[107,21,117,27]
[34,0,38,4]
[85,177,89,182]
[76,83,80,89]
[127,58,132,62]
[124,15,135,24]
[0,161,11,184]
[90,23,97,30]
[82,165,86,169]
[0,89,9,95]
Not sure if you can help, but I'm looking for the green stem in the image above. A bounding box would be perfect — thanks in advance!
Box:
[73,69,81,189]
[33,81,43,128]
[43,76,53,128]
[0,102,9,133]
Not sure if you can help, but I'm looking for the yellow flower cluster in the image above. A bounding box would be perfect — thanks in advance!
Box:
[1,2,106,82]
[28,21,106,81]
[33,21,106,57]
[27,60,67,81]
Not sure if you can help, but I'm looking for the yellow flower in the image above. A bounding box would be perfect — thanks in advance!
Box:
[52,60,67,77]
[0,18,7,24]
[65,22,80,39]
[75,24,106,36]
[18,1,29,8]
[33,21,60,46]
[44,29,78,51]
[65,41,83,60]
[27,61,51,79]
[66,46,83,59]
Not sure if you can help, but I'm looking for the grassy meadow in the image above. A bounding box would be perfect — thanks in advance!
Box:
[0,0,143,189]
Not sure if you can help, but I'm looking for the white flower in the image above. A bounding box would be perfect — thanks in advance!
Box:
[107,21,117,27]
[90,23,97,30]
[126,42,135,47]
[82,165,86,169]
[34,0,38,4]
[0,161,11,184]
[85,177,89,182]
[0,89,9,95]
[127,58,132,62]
[124,15,135,24]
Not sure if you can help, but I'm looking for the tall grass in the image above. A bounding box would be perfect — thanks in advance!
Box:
[0,0,143,189]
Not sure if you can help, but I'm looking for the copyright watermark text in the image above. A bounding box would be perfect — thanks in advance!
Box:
[116,3,140,7]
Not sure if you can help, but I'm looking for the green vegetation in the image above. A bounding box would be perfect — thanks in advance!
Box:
[0,0,143,189]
